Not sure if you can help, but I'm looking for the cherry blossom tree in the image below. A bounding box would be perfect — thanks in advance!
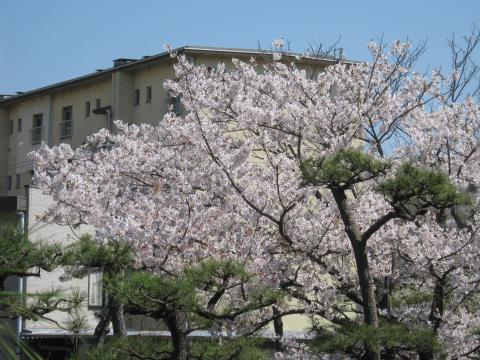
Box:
[31,34,480,359]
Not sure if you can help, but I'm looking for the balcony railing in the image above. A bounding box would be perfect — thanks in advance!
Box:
[30,126,43,144]
[60,120,72,139]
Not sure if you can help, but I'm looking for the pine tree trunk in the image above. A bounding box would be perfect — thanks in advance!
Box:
[165,311,187,360]
[109,296,127,337]
[111,303,127,337]
[273,305,284,352]
[351,240,380,360]
[419,275,446,360]
[93,308,111,345]
[332,189,381,360]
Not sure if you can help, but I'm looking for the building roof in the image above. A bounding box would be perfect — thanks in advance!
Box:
[0,45,355,106]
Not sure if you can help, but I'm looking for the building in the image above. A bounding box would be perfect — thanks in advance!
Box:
[0,46,345,358]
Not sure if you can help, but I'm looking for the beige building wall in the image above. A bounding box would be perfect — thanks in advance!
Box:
[112,71,134,124]
[131,62,176,125]
[50,79,112,148]
[26,187,98,330]
[2,96,49,197]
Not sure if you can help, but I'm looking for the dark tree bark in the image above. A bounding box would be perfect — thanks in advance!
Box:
[93,308,111,345]
[273,305,284,352]
[110,301,127,337]
[93,295,126,345]
[165,311,188,360]
[332,189,380,360]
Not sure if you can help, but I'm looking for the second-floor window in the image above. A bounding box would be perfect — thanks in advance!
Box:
[31,113,43,144]
[96,98,101,110]
[146,86,152,103]
[17,118,22,132]
[61,105,73,139]
[15,174,20,189]
[85,101,91,117]
[166,90,182,116]
[6,176,12,191]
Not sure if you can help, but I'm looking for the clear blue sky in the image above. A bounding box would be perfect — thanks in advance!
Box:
[1,0,479,94]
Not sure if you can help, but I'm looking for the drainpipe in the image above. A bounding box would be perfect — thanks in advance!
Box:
[16,211,25,355]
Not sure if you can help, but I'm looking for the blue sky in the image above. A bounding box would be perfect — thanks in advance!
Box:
[1,0,479,94]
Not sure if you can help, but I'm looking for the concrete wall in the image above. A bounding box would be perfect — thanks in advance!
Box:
[50,79,112,148]
[26,187,98,331]
[130,62,176,125]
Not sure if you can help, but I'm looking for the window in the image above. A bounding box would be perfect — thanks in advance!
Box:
[17,118,22,132]
[166,90,182,116]
[134,89,140,105]
[146,86,152,103]
[85,101,91,117]
[88,271,106,308]
[8,120,13,135]
[6,176,12,190]
[15,174,20,189]
[61,105,73,139]
[31,113,43,144]
[95,98,101,110]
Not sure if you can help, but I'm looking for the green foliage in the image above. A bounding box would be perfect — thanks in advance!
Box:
[72,336,267,360]
[314,322,442,356]
[379,164,470,211]
[0,322,43,360]
[61,234,134,281]
[114,270,198,318]
[8,287,85,322]
[390,289,434,308]
[0,224,82,323]
[301,148,391,189]
[185,259,251,287]
[114,259,282,321]
[0,224,62,285]
[184,259,283,319]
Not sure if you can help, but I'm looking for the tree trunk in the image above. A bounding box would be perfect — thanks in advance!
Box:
[332,189,380,360]
[109,296,127,337]
[351,241,381,360]
[418,275,446,360]
[93,308,111,345]
[273,305,284,352]
[351,241,379,329]
[165,311,188,360]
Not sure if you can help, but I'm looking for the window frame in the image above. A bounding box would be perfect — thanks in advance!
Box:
[85,101,91,117]
[87,271,107,308]
[60,105,73,139]
[166,90,182,116]
[31,113,43,144]
[146,86,152,103]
